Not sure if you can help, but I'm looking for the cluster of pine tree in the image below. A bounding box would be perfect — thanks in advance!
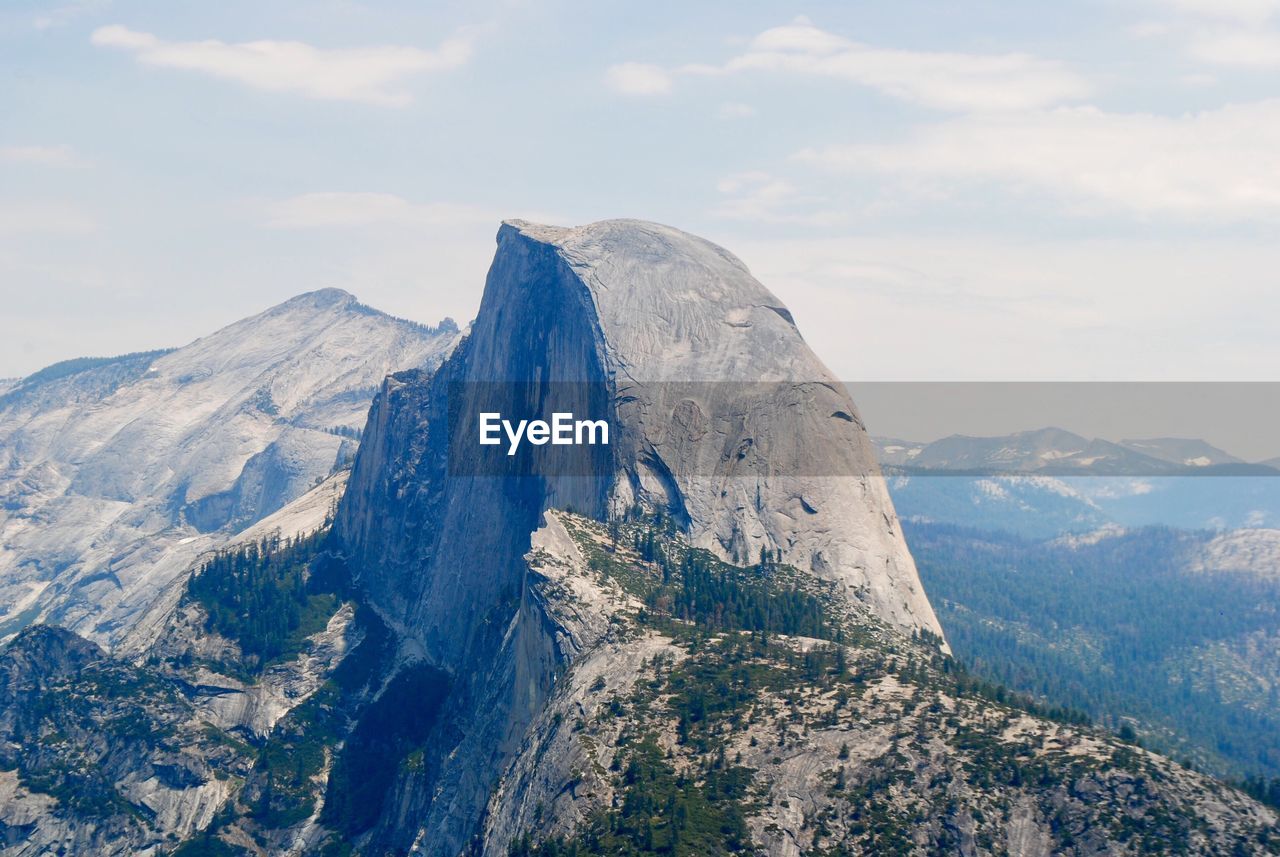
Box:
[185,527,335,668]
[1241,775,1280,809]
[627,519,828,640]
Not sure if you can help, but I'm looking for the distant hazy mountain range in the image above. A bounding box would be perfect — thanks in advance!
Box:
[875,427,1275,476]
[874,429,1280,535]
[910,521,1280,780]
[876,428,1280,781]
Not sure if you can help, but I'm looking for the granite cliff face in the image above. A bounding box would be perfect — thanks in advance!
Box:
[338,219,940,652]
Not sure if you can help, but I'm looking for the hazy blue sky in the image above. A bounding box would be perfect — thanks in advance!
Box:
[3,0,1280,381]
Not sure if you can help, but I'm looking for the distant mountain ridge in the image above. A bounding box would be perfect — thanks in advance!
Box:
[882,427,1280,781]
[0,288,461,647]
[1,349,177,398]
[874,428,1276,476]
[875,429,1280,535]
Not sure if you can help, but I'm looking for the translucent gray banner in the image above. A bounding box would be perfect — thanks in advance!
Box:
[443,382,1280,477]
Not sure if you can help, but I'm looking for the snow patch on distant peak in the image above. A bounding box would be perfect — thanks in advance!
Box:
[1191,529,1280,579]
[282,287,357,308]
[1051,524,1127,549]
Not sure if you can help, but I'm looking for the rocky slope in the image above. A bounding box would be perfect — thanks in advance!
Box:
[910,521,1280,782]
[0,504,379,856]
[483,511,1278,856]
[0,289,460,648]
[0,624,253,856]
[2,510,1276,856]
[1192,529,1280,579]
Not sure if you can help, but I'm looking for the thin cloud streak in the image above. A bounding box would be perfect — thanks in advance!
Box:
[90,25,473,106]
[261,192,564,232]
[0,145,88,167]
[796,101,1280,219]
[611,17,1089,111]
[605,62,673,95]
[710,171,845,225]
[262,193,500,229]
[1141,0,1280,68]
[0,203,97,234]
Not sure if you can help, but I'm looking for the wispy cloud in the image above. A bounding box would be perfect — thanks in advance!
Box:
[1140,0,1280,67]
[710,171,843,225]
[0,145,87,167]
[0,203,96,234]
[90,25,472,106]
[1153,0,1280,23]
[716,102,756,119]
[1188,29,1280,66]
[605,62,672,96]
[262,192,497,228]
[609,17,1088,111]
[33,0,109,31]
[261,192,562,233]
[729,232,1280,380]
[796,100,1280,219]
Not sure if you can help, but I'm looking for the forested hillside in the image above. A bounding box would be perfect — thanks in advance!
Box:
[909,522,1280,781]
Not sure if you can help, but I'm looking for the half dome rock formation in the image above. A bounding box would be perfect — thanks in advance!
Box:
[333,218,945,853]
[516,219,941,639]
[340,219,941,649]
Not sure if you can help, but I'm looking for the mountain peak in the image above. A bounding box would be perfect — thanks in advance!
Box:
[276,287,358,312]
[0,288,461,647]
[500,217,752,277]
[491,219,804,384]
[4,624,105,676]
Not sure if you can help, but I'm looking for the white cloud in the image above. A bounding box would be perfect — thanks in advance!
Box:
[0,145,87,167]
[1188,28,1280,66]
[605,62,672,96]
[261,192,564,235]
[726,232,1280,380]
[796,100,1280,219]
[33,0,108,31]
[1142,0,1280,67]
[710,171,843,225]
[677,17,1089,111]
[0,203,96,234]
[262,192,498,229]
[716,101,756,119]
[1154,0,1280,23]
[90,25,472,106]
